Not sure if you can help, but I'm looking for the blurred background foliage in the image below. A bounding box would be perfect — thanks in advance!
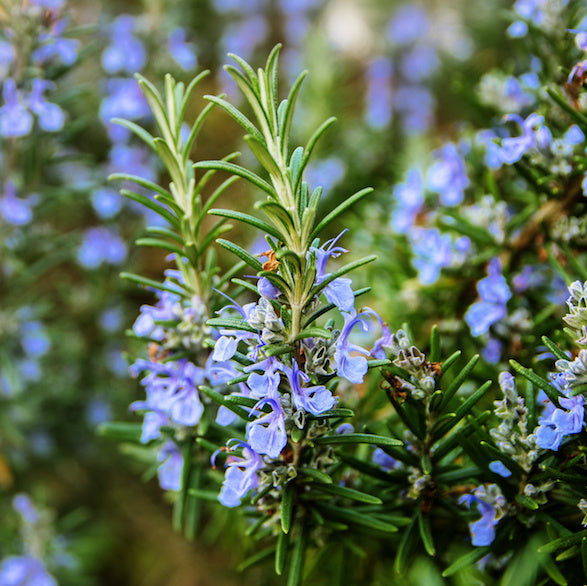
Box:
[3,0,584,583]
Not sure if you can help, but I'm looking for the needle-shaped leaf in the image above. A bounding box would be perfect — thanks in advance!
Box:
[310,187,373,240]
[208,208,282,239]
[194,160,275,197]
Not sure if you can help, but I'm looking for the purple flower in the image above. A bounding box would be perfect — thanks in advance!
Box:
[285,359,336,415]
[257,276,280,299]
[499,112,551,164]
[168,28,197,70]
[311,231,355,313]
[33,19,79,66]
[333,311,372,384]
[390,168,424,234]
[488,460,511,478]
[0,79,33,137]
[91,187,122,219]
[373,448,398,471]
[394,84,434,133]
[102,15,146,74]
[247,398,287,458]
[426,143,469,206]
[0,555,57,586]
[305,157,345,193]
[216,440,264,507]
[28,79,65,132]
[409,227,470,285]
[21,320,50,357]
[0,181,37,226]
[459,486,505,546]
[386,4,429,47]
[364,57,393,129]
[465,259,512,337]
[100,78,150,141]
[12,494,39,524]
[400,45,439,83]
[131,358,205,427]
[77,227,127,269]
[157,440,184,490]
[212,336,238,361]
[535,389,584,450]
[507,20,528,38]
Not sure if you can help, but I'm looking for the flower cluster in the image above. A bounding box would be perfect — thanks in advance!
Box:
[212,234,388,507]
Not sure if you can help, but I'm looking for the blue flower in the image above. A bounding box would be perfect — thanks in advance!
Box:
[91,187,122,219]
[101,15,146,74]
[77,227,128,269]
[131,358,206,427]
[157,440,184,491]
[535,384,584,450]
[12,494,40,524]
[0,79,33,137]
[410,227,470,285]
[311,231,355,313]
[499,112,551,164]
[168,28,197,70]
[216,440,264,507]
[333,311,372,384]
[28,79,65,132]
[33,19,79,66]
[426,143,469,206]
[390,168,424,234]
[489,460,512,478]
[373,448,398,471]
[459,485,506,546]
[465,258,511,337]
[0,181,37,226]
[0,555,57,586]
[364,57,393,129]
[285,359,336,415]
[247,398,287,458]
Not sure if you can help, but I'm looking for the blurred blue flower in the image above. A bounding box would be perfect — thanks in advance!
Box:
[410,227,470,285]
[364,57,393,129]
[21,320,50,357]
[394,84,434,133]
[373,447,398,471]
[465,258,511,337]
[102,15,146,75]
[216,440,263,507]
[33,19,79,66]
[157,440,184,491]
[91,187,123,219]
[390,168,424,234]
[168,27,197,70]
[304,156,345,193]
[0,79,33,137]
[488,460,511,478]
[0,181,37,225]
[499,112,551,164]
[0,555,57,586]
[459,495,499,546]
[507,20,528,38]
[13,494,40,524]
[427,142,469,206]
[77,227,127,269]
[400,45,438,83]
[28,79,65,132]
[100,79,151,141]
[386,4,429,47]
